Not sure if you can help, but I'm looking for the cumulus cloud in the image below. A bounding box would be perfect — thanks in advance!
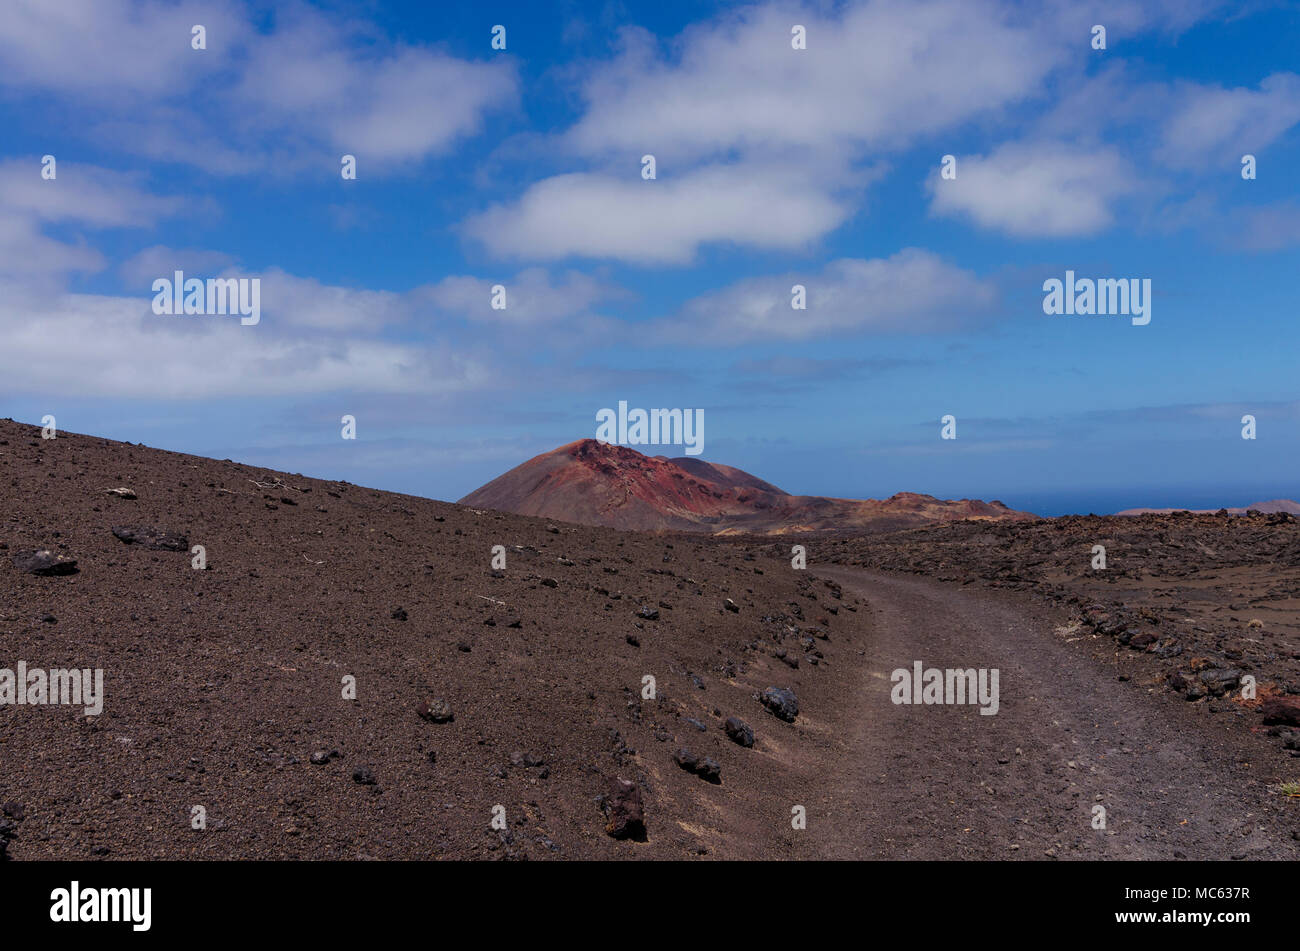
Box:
[229,6,518,164]
[564,0,1063,161]
[462,163,854,264]
[927,142,1139,237]
[418,267,627,332]
[0,158,184,227]
[0,0,517,172]
[0,159,185,283]
[466,0,1073,262]
[468,0,1223,261]
[0,0,244,97]
[1157,73,1300,168]
[0,282,493,400]
[658,249,998,343]
[0,253,629,399]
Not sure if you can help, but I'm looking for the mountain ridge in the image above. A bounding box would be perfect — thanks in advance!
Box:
[459,439,1036,533]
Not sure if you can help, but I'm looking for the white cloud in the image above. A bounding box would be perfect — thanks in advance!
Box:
[462,163,853,264]
[0,159,183,227]
[0,254,630,398]
[0,159,184,284]
[0,214,103,282]
[1157,73,1300,168]
[0,0,243,97]
[418,267,627,331]
[230,7,518,164]
[465,0,1071,262]
[565,0,1064,162]
[0,1,517,172]
[927,142,1138,237]
[0,282,492,400]
[120,246,237,288]
[659,249,998,343]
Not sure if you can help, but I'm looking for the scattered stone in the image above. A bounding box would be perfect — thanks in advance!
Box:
[105,487,137,499]
[603,778,646,840]
[309,749,339,765]
[724,716,754,748]
[684,718,707,732]
[625,634,640,647]
[759,686,799,722]
[673,748,722,784]
[541,578,558,588]
[12,549,78,576]
[40,614,56,624]
[0,819,16,859]
[390,607,408,621]
[724,598,739,613]
[1198,667,1243,696]
[351,766,377,785]
[417,698,455,723]
[110,526,189,551]
[637,605,659,621]
[1260,696,1300,727]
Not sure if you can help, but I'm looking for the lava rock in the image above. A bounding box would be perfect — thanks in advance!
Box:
[724,716,754,748]
[673,748,722,784]
[0,818,15,859]
[1260,696,1300,727]
[351,766,377,785]
[760,686,799,722]
[12,549,78,576]
[1198,668,1243,696]
[110,526,189,551]
[417,698,455,723]
[603,778,646,840]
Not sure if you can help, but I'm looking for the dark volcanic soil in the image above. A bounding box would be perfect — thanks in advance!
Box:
[0,419,868,860]
[3,418,1298,860]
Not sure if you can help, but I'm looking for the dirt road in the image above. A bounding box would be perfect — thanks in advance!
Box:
[801,567,1300,859]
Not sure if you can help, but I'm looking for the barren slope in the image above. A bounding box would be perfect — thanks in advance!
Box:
[0,419,870,860]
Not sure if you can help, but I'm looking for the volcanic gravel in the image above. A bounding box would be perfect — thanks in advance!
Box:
[0,419,866,860]
[812,513,1300,745]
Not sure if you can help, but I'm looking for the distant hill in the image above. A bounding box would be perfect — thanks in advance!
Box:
[459,439,1036,533]
[1116,499,1300,516]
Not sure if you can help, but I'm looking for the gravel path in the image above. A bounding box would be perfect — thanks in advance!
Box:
[806,567,1300,860]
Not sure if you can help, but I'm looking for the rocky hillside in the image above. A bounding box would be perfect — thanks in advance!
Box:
[0,417,872,860]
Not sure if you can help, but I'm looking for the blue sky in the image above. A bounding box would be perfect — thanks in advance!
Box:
[1,0,1298,515]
